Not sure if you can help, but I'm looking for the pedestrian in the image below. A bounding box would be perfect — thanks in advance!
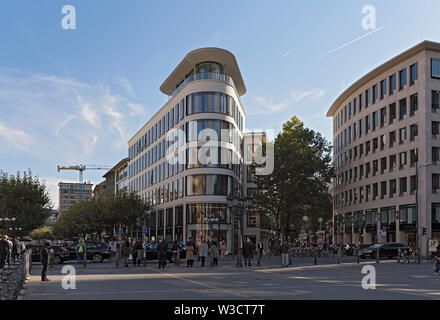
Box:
[433,245,440,275]
[157,239,167,269]
[6,236,13,265]
[0,235,8,268]
[258,240,264,260]
[143,239,149,266]
[14,237,22,260]
[172,240,180,266]
[76,239,85,268]
[220,240,226,259]
[134,238,144,266]
[131,238,137,266]
[109,238,117,263]
[40,241,50,281]
[243,238,253,266]
[115,240,121,267]
[123,240,130,267]
[186,241,194,267]
[281,241,289,267]
[199,239,208,267]
[211,241,219,267]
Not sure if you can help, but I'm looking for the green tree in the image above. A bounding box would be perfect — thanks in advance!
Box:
[254,116,334,241]
[30,227,54,241]
[0,170,52,236]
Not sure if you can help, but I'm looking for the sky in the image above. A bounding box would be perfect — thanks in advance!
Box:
[0,0,439,209]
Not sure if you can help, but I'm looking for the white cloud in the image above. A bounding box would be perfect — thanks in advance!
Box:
[77,95,100,127]
[0,121,34,151]
[248,89,325,115]
[114,76,135,97]
[55,115,76,136]
[126,103,145,116]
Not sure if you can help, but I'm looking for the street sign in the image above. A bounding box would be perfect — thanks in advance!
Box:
[429,239,439,252]
[142,226,149,235]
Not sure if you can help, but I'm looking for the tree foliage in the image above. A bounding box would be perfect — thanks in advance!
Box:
[30,227,54,240]
[53,192,148,240]
[254,116,334,240]
[0,170,52,236]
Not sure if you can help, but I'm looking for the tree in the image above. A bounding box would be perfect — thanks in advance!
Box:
[0,170,52,236]
[254,116,334,242]
[30,227,54,241]
[53,192,148,241]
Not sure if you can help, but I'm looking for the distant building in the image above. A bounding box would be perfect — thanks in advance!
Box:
[45,209,58,227]
[93,181,107,199]
[58,182,93,215]
[100,157,129,197]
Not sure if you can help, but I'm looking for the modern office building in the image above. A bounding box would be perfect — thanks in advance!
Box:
[101,157,129,197]
[58,182,93,214]
[327,41,440,256]
[127,48,248,253]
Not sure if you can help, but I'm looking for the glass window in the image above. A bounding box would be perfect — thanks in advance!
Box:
[410,94,418,116]
[432,58,440,78]
[399,98,407,120]
[389,74,396,95]
[399,68,407,89]
[433,91,440,111]
[373,84,378,103]
[389,103,396,123]
[410,63,418,84]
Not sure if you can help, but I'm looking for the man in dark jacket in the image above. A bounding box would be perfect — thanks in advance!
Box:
[243,238,253,266]
[133,238,143,266]
[0,235,9,268]
[157,239,167,269]
[40,242,50,281]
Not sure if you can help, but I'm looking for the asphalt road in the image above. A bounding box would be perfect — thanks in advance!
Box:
[23,256,440,300]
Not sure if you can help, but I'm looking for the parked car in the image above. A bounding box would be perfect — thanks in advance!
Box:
[65,241,111,263]
[30,244,70,264]
[144,241,186,262]
[359,242,408,259]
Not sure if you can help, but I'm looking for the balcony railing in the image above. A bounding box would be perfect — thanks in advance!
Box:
[170,72,235,98]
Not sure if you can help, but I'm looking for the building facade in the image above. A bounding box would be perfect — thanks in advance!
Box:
[327,41,440,256]
[127,48,248,253]
[58,182,93,215]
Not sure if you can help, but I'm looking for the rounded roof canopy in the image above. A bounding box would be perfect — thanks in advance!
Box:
[160,47,247,96]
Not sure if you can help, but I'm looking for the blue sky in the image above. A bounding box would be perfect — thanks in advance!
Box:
[0,0,439,209]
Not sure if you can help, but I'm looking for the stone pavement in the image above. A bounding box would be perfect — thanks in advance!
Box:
[22,256,440,300]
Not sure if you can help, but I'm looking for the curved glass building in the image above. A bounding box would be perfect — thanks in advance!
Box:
[127,48,247,253]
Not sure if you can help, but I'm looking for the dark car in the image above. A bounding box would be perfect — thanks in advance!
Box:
[31,244,70,264]
[359,242,408,259]
[66,241,111,263]
[144,241,186,262]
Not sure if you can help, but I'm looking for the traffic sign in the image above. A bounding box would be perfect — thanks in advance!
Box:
[429,239,439,252]
[142,226,149,235]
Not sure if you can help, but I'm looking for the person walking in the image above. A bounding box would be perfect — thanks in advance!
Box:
[122,240,130,267]
[134,238,143,266]
[433,245,440,275]
[157,239,167,269]
[0,235,8,268]
[109,238,117,263]
[186,241,194,267]
[172,240,180,266]
[258,240,264,260]
[14,237,22,260]
[243,238,253,266]
[211,241,219,267]
[6,236,13,265]
[220,240,226,259]
[76,239,85,268]
[199,239,208,267]
[281,241,289,267]
[40,241,50,281]
[115,240,121,267]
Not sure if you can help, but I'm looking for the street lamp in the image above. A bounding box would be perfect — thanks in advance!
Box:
[415,162,431,260]
[227,193,253,268]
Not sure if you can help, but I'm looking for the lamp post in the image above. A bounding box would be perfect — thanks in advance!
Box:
[227,193,253,268]
[415,162,431,261]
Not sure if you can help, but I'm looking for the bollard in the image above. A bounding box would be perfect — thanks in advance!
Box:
[337,248,342,264]
[397,248,401,263]
[313,249,317,265]
[357,248,360,264]
[1,266,8,300]
[376,247,380,264]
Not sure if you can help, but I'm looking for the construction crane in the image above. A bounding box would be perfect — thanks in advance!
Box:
[57,164,112,200]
